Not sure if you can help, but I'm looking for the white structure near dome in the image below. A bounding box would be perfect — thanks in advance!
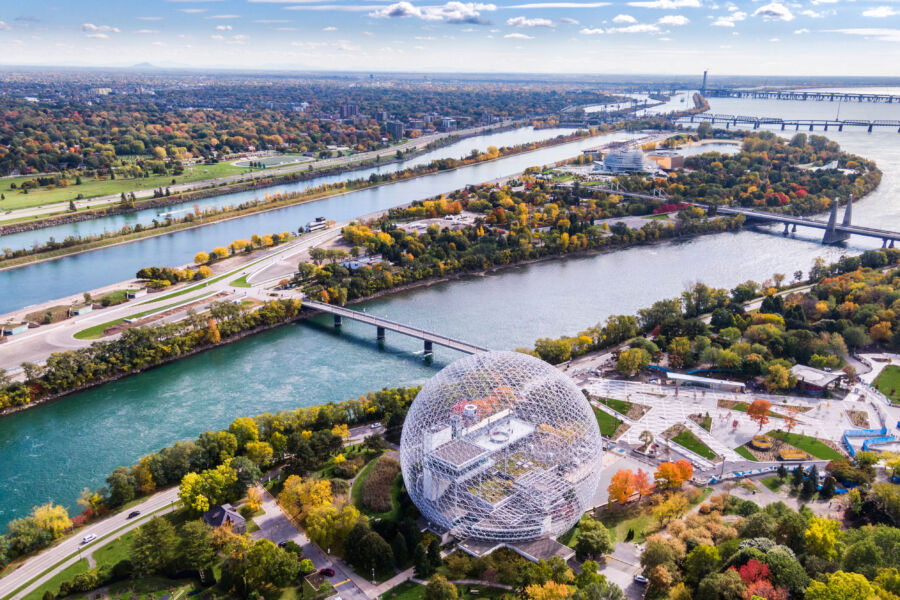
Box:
[400,351,603,544]
[593,148,657,174]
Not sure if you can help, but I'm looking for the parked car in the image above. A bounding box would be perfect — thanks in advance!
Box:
[319,568,335,577]
[81,533,97,544]
[127,511,141,519]
[633,574,648,584]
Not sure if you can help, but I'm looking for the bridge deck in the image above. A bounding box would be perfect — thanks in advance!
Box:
[302,299,489,355]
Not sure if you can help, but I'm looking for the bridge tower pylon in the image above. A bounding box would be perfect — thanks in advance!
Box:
[823,197,851,244]
[842,193,853,227]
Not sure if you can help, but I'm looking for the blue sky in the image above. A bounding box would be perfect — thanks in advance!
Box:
[0,0,898,75]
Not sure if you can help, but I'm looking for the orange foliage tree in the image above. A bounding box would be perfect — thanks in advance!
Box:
[747,399,772,430]
[635,468,654,501]
[654,460,694,489]
[607,469,637,504]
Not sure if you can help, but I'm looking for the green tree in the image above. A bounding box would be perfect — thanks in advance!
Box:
[575,529,612,561]
[392,534,408,567]
[696,569,745,600]
[805,516,840,560]
[232,539,299,593]
[106,466,136,507]
[425,576,458,600]
[131,516,178,576]
[428,537,442,569]
[414,543,433,578]
[804,571,876,600]
[615,347,651,377]
[684,545,720,586]
[179,520,218,573]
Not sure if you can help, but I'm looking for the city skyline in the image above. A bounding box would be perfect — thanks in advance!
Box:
[1,0,899,76]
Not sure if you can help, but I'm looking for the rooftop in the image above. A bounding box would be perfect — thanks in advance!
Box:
[791,364,843,387]
[430,438,489,469]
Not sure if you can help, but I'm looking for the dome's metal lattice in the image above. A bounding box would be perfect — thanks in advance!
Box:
[400,351,603,543]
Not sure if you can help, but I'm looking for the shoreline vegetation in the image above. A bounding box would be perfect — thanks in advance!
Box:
[0,130,883,416]
[0,127,602,272]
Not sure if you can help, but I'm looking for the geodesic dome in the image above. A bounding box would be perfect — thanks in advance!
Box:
[400,351,603,543]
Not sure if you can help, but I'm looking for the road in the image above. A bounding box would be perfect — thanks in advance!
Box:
[0,488,180,600]
[0,225,345,375]
[0,123,513,225]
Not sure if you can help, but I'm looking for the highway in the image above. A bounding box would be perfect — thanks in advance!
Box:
[0,488,181,600]
[0,123,513,225]
[0,225,345,375]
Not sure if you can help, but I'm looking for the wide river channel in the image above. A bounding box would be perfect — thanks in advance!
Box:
[1,91,899,525]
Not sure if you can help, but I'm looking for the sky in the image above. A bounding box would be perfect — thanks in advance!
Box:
[0,0,899,76]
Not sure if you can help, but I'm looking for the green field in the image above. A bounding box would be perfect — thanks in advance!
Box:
[671,430,717,460]
[73,296,211,340]
[761,476,785,492]
[767,430,843,460]
[873,365,900,404]
[734,446,758,461]
[383,580,507,600]
[593,406,622,437]
[597,397,633,417]
[20,559,89,600]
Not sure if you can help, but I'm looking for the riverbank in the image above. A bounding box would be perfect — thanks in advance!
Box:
[0,128,597,272]
[0,122,521,231]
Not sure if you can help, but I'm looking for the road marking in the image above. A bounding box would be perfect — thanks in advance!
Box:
[333,579,351,587]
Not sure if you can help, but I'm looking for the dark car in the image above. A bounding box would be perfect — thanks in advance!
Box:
[319,568,335,577]
[127,511,141,519]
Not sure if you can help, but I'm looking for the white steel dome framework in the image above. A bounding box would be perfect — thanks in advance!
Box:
[400,351,603,543]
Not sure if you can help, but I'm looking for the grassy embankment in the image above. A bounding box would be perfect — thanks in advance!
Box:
[873,365,900,404]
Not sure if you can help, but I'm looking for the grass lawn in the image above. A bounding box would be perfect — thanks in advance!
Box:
[73,296,212,339]
[697,415,712,431]
[382,580,508,600]
[598,486,713,544]
[671,430,717,460]
[98,290,129,306]
[350,452,402,521]
[874,364,900,404]
[21,559,88,600]
[597,397,633,417]
[734,446,758,461]
[592,406,622,437]
[231,274,252,287]
[761,476,785,492]
[93,528,138,569]
[767,430,843,461]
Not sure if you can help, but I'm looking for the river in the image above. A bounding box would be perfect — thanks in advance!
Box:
[1,90,900,526]
[0,128,625,315]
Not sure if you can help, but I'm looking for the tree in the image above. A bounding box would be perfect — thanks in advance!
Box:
[246,487,263,513]
[392,534,408,567]
[31,503,71,539]
[607,469,637,504]
[194,251,209,265]
[615,348,650,377]
[804,571,876,600]
[684,545,720,586]
[805,516,840,560]
[765,364,794,392]
[525,581,574,600]
[231,539,299,593]
[428,536,442,568]
[245,441,274,467]
[746,399,772,430]
[107,466,136,507]
[414,543,433,578]
[655,461,690,489]
[358,531,394,574]
[229,416,259,450]
[132,516,178,576]
[178,461,238,515]
[634,469,654,501]
[696,569,746,600]
[207,318,221,344]
[426,576,458,600]
[178,520,218,573]
[575,529,612,560]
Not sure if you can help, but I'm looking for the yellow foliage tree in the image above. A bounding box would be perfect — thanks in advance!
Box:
[525,581,573,600]
[32,503,72,539]
[246,487,263,513]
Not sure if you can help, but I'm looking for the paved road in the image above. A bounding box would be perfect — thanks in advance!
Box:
[0,225,344,375]
[0,123,513,225]
[0,488,180,600]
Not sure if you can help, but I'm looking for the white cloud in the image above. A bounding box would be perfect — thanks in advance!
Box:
[794,27,809,33]
[769,37,779,41]
[800,9,824,17]
[827,27,900,41]
[82,23,120,33]
[579,26,605,33]
[863,6,898,18]
[504,32,534,37]
[0,21,10,30]
[208,14,240,19]
[811,0,837,4]
[711,10,745,26]
[211,34,224,40]
[179,8,208,13]
[658,14,689,24]
[323,26,338,30]
[507,2,609,7]
[608,22,660,32]
[215,24,232,30]
[507,16,553,26]
[86,33,109,39]
[628,0,700,9]
[370,1,496,23]
[559,17,580,23]
[752,2,793,21]
[135,29,159,34]
[613,14,637,22]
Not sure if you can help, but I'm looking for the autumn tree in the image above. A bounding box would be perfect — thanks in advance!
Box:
[615,348,651,377]
[194,251,209,265]
[426,576,459,600]
[746,399,772,430]
[607,469,637,505]
[634,469,654,501]
[654,460,693,489]
[31,503,72,539]
[207,318,221,344]
[805,516,840,560]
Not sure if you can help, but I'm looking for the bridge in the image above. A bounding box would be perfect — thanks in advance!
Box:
[703,88,900,104]
[301,299,489,356]
[581,185,900,246]
[678,113,900,133]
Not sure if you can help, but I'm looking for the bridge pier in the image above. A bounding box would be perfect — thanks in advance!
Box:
[823,197,851,245]
[781,123,785,131]
[892,240,896,249]
[824,124,828,131]
[839,124,844,132]
[783,223,789,235]
[424,340,433,356]
[792,224,797,233]
[869,124,874,133]
[809,124,814,131]
[377,326,385,341]
[795,124,800,131]
[334,315,342,328]
[883,238,888,249]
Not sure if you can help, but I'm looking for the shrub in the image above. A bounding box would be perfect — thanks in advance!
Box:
[362,456,401,513]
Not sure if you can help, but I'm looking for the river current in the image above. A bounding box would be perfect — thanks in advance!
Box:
[1,90,899,525]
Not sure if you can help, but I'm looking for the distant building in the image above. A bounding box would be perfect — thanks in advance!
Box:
[665,371,746,393]
[439,118,457,131]
[339,254,384,270]
[1,323,29,336]
[72,305,93,316]
[646,151,685,171]
[386,121,404,139]
[306,217,328,233]
[203,504,246,534]
[339,103,359,119]
[791,364,843,394]
[408,119,426,130]
[375,111,389,123]
[592,148,657,174]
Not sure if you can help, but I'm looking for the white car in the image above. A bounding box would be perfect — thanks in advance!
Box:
[81,534,97,544]
[370,423,381,429]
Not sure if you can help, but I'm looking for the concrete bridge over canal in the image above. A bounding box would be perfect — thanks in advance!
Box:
[703,88,900,104]
[302,299,489,356]
[583,185,900,246]
[678,113,900,133]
